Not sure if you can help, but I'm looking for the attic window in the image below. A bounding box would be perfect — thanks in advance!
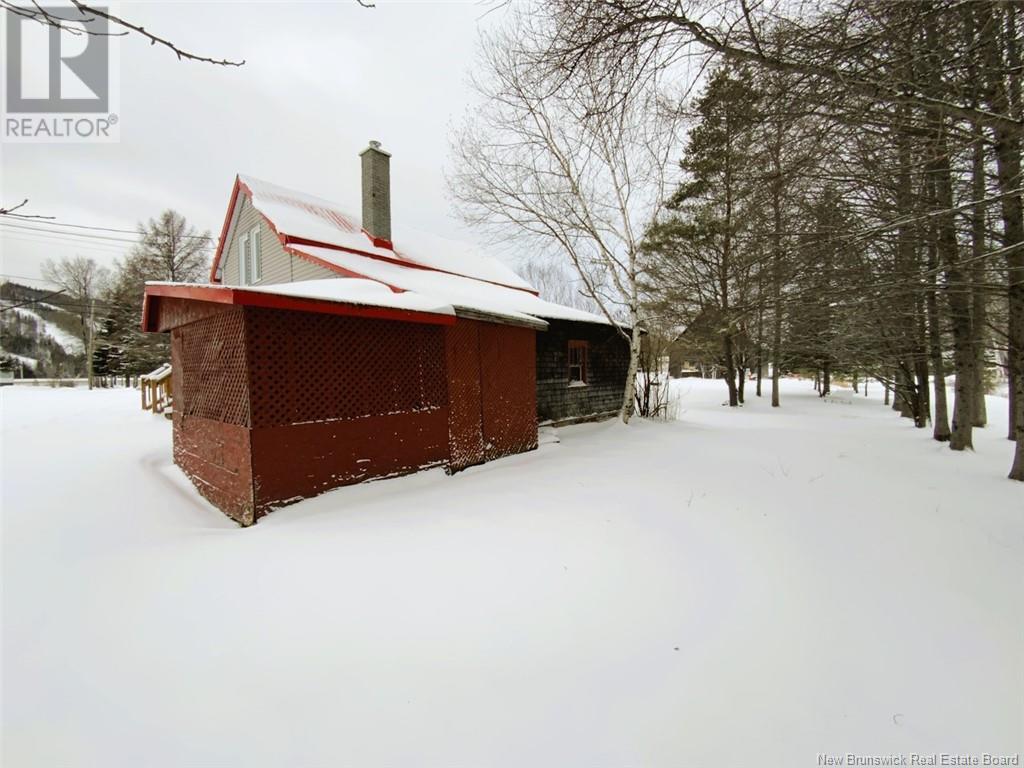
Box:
[568,340,588,386]
[240,225,262,285]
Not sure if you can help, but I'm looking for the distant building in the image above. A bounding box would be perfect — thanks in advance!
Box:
[143,141,628,524]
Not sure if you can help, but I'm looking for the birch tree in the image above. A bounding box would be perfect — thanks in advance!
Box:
[448,16,677,422]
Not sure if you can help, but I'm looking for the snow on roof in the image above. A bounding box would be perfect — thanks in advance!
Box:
[141,363,172,382]
[238,174,535,291]
[146,278,456,317]
[240,278,455,316]
[290,244,611,326]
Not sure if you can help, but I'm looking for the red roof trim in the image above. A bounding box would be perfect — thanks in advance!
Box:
[362,230,393,250]
[143,283,455,330]
[292,236,540,296]
[209,176,243,284]
[284,235,541,296]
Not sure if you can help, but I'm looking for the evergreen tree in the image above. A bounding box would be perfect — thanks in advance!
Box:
[643,63,761,406]
[100,210,211,375]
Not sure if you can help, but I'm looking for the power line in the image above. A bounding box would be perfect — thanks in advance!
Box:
[0,221,142,244]
[0,289,66,313]
[0,273,55,283]
[0,233,133,256]
[0,213,212,240]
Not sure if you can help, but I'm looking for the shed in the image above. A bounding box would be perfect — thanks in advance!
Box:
[143,141,631,524]
[143,280,537,525]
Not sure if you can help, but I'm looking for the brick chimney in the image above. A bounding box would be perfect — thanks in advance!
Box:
[360,140,391,246]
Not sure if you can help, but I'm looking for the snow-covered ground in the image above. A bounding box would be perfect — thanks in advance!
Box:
[2,379,1021,766]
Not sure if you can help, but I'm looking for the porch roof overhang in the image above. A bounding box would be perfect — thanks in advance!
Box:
[142,281,457,333]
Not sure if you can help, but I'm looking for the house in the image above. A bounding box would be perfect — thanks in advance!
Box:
[142,141,629,524]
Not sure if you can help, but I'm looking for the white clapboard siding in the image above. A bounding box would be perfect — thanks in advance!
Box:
[220,193,337,286]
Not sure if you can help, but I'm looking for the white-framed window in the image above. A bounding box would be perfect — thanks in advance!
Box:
[249,226,262,283]
[238,234,249,285]
[239,224,262,285]
[568,339,588,386]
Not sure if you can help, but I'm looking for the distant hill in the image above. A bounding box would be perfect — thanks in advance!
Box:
[0,281,87,378]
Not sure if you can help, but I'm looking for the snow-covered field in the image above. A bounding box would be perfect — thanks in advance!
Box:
[2,379,1021,766]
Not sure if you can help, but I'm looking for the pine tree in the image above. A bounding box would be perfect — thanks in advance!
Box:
[643,63,761,406]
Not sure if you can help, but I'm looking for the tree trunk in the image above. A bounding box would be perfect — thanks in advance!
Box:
[896,367,915,419]
[915,289,931,428]
[926,221,951,441]
[970,124,989,427]
[893,100,921,425]
[979,1,1023,476]
[723,333,738,406]
[755,265,764,398]
[620,320,642,424]
[1011,369,1018,442]
[86,298,95,391]
[929,121,974,449]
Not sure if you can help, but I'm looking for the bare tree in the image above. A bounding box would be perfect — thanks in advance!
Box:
[129,210,211,284]
[542,0,1022,136]
[1,2,245,66]
[0,199,53,218]
[449,15,678,422]
[41,256,109,389]
[516,258,602,313]
[2,0,376,66]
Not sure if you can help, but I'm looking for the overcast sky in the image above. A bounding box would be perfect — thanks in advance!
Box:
[0,1,504,285]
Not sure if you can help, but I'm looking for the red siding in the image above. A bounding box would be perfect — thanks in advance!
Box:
[479,323,537,461]
[163,306,537,524]
[445,320,537,472]
[445,320,485,471]
[250,410,449,516]
[173,416,255,525]
[171,317,255,525]
[155,297,235,333]
[241,307,451,518]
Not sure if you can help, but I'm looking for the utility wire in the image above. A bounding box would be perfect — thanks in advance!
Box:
[0,234,134,256]
[0,290,67,313]
[0,273,55,283]
[0,214,212,240]
[0,221,143,244]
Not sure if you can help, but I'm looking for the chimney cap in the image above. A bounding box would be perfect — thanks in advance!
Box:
[360,139,391,157]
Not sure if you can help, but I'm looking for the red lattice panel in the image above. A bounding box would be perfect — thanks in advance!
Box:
[176,307,251,426]
[445,320,538,471]
[479,323,537,461]
[445,320,486,471]
[245,307,447,429]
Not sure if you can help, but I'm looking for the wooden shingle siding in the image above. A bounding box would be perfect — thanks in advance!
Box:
[220,194,336,286]
[535,319,630,423]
